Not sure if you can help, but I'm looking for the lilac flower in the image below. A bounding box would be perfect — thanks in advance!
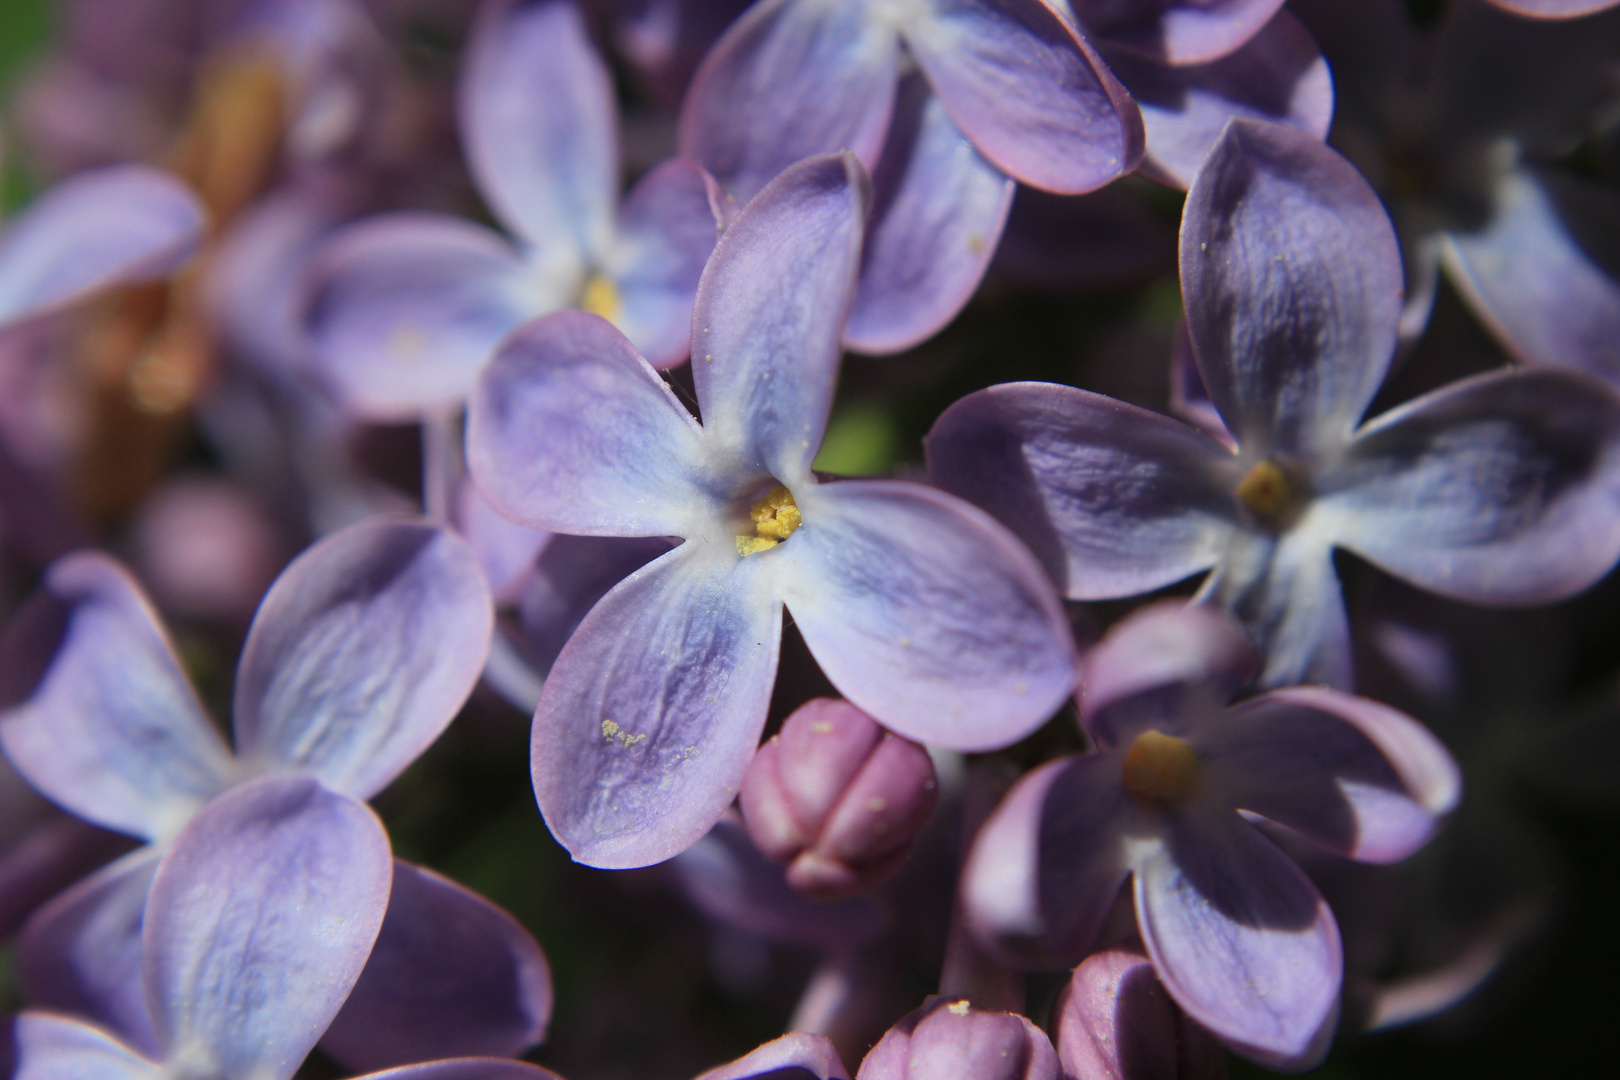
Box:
[679,0,1143,353]
[11,773,565,1080]
[961,603,1461,1069]
[1053,946,1227,1080]
[0,165,204,335]
[927,118,1620,688]
[302,0,720,422]
[856,996,1058,1080]
[0,519,551,1071]
[467,152,1075,868]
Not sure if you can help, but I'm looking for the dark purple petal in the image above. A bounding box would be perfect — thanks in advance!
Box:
[0,553,233,841]
[1323,368,1620,605]
[1204,687,1459,863]
[991,185,1177,294]
[0,165,203,330]
[467,311,714,536]
[844,77,1015,355]
[962,755,1130,967]
[453,481,551,602]
[905,0,1142,194]
[460,0,617,252]
[1136,812,1340,1070]
[232,519,493,801]
[1072,0,1288,65]
[1482,0,1618,14]
[532,543,782,868]
[300,213,536,421]
[696,1031,851,1080]
[925,382,1239,598]
[356,1062,566,1080]
[17,852,161,1057]
[143,776,392,1080]
[607,157,721,369]
[1441,167,1620,380]
[514,534,673,674]
[777,479,1075,752]
[1181,119,1402,458]
[321,861,552,1071]
[678,0,898,205]
[1053,947,1229,1080]
[691,153,867,486]
[13,1013,159,1080]
[1113,11,1333,191]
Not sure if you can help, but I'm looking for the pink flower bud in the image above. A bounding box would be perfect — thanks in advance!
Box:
[1055,948,1227,1080]
[740,698,938,901]
[856,997,1059,1080]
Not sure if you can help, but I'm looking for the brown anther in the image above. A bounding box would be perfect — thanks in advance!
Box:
[1234,459,1292,523]
[1122,730,1200,803]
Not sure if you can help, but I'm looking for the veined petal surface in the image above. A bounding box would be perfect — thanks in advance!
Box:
[607,157,720,369]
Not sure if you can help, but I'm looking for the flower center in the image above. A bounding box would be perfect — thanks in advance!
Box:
[1233,459,1298,526]
[735,485,801,556]
[581,274,622,323]
[1121,730,1200,803]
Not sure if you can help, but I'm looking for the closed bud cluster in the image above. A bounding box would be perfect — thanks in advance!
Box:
[740,698,939,901]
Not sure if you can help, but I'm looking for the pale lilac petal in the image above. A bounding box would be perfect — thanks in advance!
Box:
[1181,119,1402,458]
[606,157,720,369]
[776,479,1074,751]
[453,481,551,602]
[467,311,714,536]
[844,77,1015,355]
[233,520,493,800]
[925,382,1239,598]
[0,165,203,329]
[906,0,1142,194]
[13,1013,160,1080]
[515,534,672,674]
[962,755,1130,967]
[678,0,898,205]
[301,213,537,421]
[1136,813,1341,1070]
[532,543,782,868]
[0,553,234,841]
[460,0,616,252]
[321,861,552,1071]
[1204,687,1460,863]
[356,1061,566,1080]
[1072,0,1288,65]
[1483,0,1618,14]
[1206,528,1352,690]
[696,1031,851,1080]
[17,852,162,1057]
[143,776,392,1080]
[1441,167,1620,380]
[1322,368,1620,605]
[1116,11,1334,190]
[691,153,867,486]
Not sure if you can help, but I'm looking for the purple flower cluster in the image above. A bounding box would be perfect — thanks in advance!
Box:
[1,1,1618,1078]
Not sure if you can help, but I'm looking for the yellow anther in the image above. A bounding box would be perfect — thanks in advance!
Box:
[581,275,622,323]
[735,535,779,556]
[1234,459,1292,522]
[1122,730,1201,803]
[751,485,801,540]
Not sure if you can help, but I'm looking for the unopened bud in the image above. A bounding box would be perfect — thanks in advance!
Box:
[740,698,938,901]
[856,997,1058,1080]
[1055,949,1227,1080]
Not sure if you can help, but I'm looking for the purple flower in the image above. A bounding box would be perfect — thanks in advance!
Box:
[1053,946,1228,1080]
[961,603,1460,1069]
[679,0,1143,353]
[855,996,1058,1080]
[927,118,1620,688]
[696,1032,850,1080]
[302,0,721,422]
[466,152,1075,868]
[0,519,551,1071]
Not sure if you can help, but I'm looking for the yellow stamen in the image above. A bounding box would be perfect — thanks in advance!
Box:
[735,535,779,556]
[582,275,622,323]
[735,485,801,556]
[1122,730,1201,802]
[1234,459,1292,522]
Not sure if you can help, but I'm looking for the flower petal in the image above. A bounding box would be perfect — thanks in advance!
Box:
[232,519,493,800]
[1205,686,1459,863]
[696,1031,851,1080]
[1481,0,1618,14]
[775,479,1075,751]
[905,0,1142,194]
[1322,368,1620,604]
[13,1013,160,1080]
[1071,0,1288,65]
[532,542,782,868]
[1441,166,1620,380]
[1136,812,1341,1070]
[1181,118,1402,458]
[844,76,1016,355]
[460,0,616,253]
[320,861,552,1071]
[0,553,234,842]
[1115,10,1334,191]
[355,1062,566,1080]
[0,165,203,330]
[467,310,715,536]
[515,534,673,675]
[925,382,1239,599]
[606,157,721,369]
[691,152,868,486]
[1206,527,1353,689]
[677,0,898,205]
[300,213,538,422]
[962,755,1130,967]
[143,776,392,1080]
